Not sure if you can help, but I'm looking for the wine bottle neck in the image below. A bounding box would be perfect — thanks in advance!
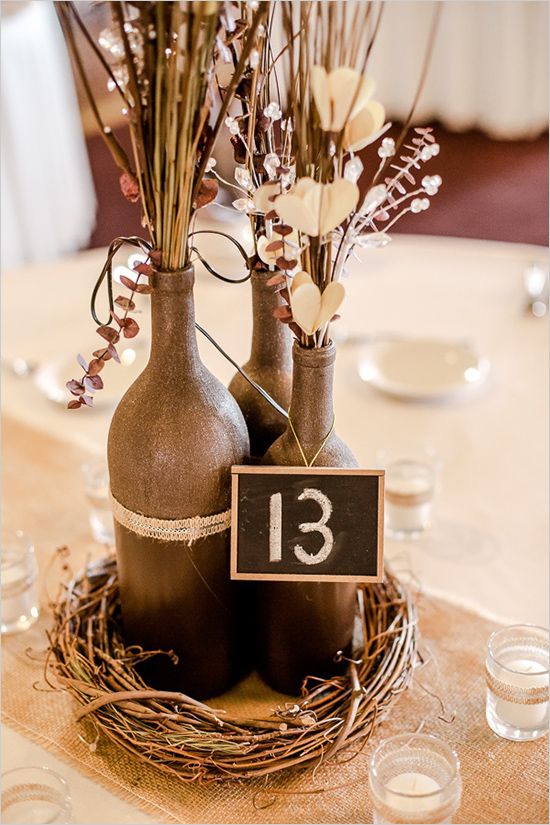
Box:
[149,266,201,375]
[287,342,336,448]
[249,270,292,369]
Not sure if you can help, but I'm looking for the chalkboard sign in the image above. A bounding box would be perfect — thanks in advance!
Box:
[230,466,384,583]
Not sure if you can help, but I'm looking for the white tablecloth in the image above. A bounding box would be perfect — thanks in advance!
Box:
[2,217,548,822]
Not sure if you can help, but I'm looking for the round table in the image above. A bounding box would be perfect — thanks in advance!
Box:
[2,216,548,822]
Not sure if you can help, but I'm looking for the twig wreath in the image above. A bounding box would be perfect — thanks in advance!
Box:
[46,555,416,782]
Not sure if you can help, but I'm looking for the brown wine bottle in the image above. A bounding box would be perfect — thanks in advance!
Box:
[256,341,358,695]
[108,265,251,699]
[229,268,291,460]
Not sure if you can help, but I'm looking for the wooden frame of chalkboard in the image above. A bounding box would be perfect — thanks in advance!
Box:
[230,466,384,583]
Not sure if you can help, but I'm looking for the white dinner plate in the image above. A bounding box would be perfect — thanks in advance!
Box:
[358,337,490,401]
[34,340,149,409]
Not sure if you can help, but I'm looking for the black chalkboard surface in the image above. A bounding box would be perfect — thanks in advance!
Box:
[230,466,384,583]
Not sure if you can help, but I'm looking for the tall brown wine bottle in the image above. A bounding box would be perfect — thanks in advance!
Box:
[108,265,251,699]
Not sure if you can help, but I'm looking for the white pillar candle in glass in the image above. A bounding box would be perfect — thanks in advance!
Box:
[81,457,114,545]
[385,772,442,813]
[385,460,435,538]
[1,766,71,824]
[1,530,40,635]
[369,733,461,824]
[486,624,549,741]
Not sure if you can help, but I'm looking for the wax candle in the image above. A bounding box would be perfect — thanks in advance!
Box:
[385,460,435,537]
[1,532,39,635]
[494,659,548,728]
[385,772,442,813]
[369,734,461,825]
[486,626,549,741]
[81,458,114,545]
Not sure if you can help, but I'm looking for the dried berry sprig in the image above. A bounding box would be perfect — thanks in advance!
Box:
[219,2,297,300]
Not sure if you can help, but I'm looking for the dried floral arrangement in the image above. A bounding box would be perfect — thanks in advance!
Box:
[205,3,294,284]
[47,554,416,782]
[229,1,442,348]
[58,0,267,408]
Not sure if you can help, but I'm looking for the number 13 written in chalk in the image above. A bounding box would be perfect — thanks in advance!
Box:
[269,488,334,566]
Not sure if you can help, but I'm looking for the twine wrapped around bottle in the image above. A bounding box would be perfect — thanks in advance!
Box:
[110,494,231,544]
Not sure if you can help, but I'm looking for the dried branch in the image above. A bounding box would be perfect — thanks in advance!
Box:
[47,554,416,781]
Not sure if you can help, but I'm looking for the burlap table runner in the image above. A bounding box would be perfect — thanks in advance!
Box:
[2,417,548,824]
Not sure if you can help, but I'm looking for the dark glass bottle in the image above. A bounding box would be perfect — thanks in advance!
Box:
[229,268,291,460]
[108,265,251,699]
[256,341,358,695]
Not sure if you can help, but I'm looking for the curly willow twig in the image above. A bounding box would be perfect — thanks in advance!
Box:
[46,555,416,782]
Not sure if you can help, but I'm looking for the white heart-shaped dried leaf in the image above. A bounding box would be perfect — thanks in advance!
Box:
[291,270,313,293]
[318,179,359,235]
[344,100,386,152]
[311,66,332,130]
[291,282,322,335]
[253,181,280,213]
[275,177,359,237]
[292,177,318,198]
[274,193,319,236]
[287,177,322,233]
[316,282,346,329]
[328,68,375,132]
[312,66,376,132]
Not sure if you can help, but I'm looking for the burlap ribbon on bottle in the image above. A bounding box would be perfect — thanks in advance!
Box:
[110,493,231,543]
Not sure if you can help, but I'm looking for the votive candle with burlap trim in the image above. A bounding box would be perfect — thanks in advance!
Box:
[384,459,436,539]
[486,624,549,741]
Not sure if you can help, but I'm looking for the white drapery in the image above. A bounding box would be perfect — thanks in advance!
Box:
[1,1,96,270]
[0,1,547,271]
[369,0,548,140]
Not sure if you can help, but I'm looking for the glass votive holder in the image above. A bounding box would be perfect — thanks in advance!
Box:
[1,766,71,824]
[1,531,40,635]
[369,733,462,824]
[486,624,549,741]
[81,457,114,545]
[385,459,436,539]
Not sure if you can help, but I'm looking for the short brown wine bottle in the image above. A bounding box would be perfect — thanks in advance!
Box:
[256,341,358,695]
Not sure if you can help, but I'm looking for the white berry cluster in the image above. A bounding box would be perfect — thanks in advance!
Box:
[421,174,442,196]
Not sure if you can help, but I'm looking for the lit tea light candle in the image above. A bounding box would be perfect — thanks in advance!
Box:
[369,733,461,824]
[385,460,435,538]
[486,625,549,741]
